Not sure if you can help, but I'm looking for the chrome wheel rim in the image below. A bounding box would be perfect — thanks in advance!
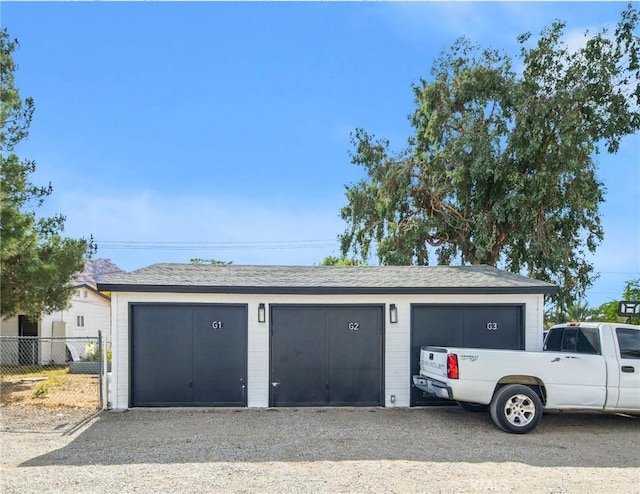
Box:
[503,394,536,427]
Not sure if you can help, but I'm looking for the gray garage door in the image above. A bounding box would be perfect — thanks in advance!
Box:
[270,305,383,406]
[131,304,248,407]
[410,304,524,406]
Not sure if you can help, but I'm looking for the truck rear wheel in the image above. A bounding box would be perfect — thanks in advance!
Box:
[490,384,542,434]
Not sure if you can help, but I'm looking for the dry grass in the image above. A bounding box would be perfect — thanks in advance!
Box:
[0,365,100,410]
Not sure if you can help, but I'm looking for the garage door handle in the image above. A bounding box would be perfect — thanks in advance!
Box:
[271,382,280,387]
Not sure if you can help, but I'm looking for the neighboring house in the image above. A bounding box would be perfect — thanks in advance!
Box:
[0,259,120,365]
[49,283,112,342]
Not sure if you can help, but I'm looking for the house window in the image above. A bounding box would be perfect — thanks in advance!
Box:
[77,315,85,328]
[83,291,88,298]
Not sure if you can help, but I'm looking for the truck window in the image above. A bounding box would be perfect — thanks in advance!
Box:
[561,328,578,352]
[616,328,640,359]
[576,327,601,355]
[544,327,601,354]
[544,328,563,351]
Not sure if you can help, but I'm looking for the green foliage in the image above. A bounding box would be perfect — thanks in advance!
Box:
[340,5,640,313]
[567,302,593,322]
[591,278,640,325]
[546,278,640,326]
[32,382,50,398]
[319,255,367,266]
[81,342,112,362]
[589,300,620,323]
[190,258,233,265]
[546,301,593,327]
[622,278,640,301]
[0,29,95,320]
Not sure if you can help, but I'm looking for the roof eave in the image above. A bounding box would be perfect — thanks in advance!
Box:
[74,283,112,301]
[96,283,558,296]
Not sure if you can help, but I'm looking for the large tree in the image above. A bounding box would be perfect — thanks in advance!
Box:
[1,29,94,320]
[340,5,640,311]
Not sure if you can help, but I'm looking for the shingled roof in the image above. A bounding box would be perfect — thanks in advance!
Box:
[97,263,557,295]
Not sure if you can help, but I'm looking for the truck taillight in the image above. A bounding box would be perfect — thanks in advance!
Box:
[447,354,459,379]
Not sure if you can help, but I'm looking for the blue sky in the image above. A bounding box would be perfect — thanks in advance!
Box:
[1,2,638,307]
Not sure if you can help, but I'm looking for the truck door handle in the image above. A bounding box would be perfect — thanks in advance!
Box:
[621,366,635,373]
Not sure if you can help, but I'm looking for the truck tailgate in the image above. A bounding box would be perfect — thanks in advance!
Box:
[419,346,449,381]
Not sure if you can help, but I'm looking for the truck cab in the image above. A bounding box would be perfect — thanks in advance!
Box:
[544,322,640,410]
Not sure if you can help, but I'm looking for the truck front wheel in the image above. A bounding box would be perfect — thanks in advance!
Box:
[490,384,543,434]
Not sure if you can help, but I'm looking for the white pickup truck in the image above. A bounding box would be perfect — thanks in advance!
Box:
[413,322,640,433]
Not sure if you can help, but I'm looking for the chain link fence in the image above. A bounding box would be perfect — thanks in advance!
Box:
[1,334,108,431]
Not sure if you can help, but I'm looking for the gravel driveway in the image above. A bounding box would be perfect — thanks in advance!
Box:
[1,406,639,493]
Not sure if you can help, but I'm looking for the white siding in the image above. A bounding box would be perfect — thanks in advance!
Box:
[248,307,269,407]
[0,316,20,364]
[110,291,543,410]
[57,289,112,341]
[0,316,19,337]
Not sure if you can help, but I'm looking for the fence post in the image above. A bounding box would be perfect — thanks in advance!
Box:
[97,330,103,409]
[102,331,109,409]
[102,331,109,410]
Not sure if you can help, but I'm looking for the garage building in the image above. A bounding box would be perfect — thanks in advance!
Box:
[97,264,557,410]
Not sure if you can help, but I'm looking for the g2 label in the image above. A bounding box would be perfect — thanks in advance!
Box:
[348,322,360,331]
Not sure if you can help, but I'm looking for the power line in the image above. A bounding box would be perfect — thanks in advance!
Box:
[95,239,338,251]
[595,271,640,275]
[97,239,336,245]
